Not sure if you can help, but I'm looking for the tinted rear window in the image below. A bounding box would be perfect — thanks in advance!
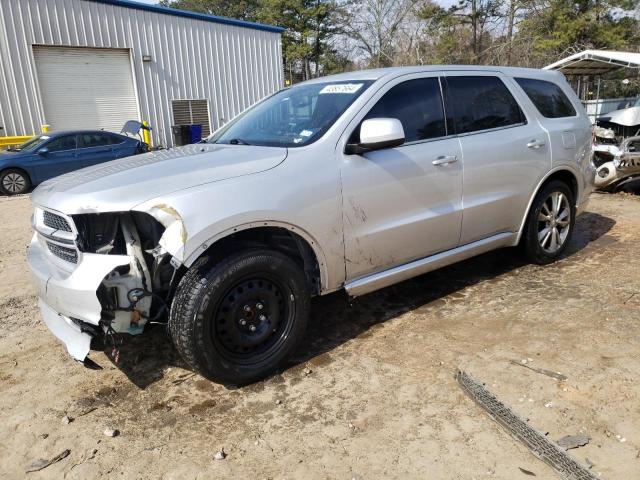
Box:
[79,133,112,148]
[515,78,576,118]
[445,76,525,134]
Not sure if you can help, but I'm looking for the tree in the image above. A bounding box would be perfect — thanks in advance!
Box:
[258,0,343,80]
[418,0,504,64]
[340,0,432,68]
[516,0,640,66]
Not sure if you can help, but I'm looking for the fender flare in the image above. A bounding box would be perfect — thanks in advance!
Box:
[514,166,580,245]
[182,220,331,293]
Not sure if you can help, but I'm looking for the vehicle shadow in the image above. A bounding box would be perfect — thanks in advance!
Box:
[107,211,616,389]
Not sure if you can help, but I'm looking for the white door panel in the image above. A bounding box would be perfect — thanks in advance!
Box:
[341,139,463,280]
[458,125,551,244]
[442,72,552,245]
[338,73,464,280]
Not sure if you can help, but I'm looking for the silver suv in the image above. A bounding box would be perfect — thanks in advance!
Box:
[27,66,594,384]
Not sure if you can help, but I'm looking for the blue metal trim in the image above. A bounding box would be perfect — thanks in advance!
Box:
[88,0,285,33]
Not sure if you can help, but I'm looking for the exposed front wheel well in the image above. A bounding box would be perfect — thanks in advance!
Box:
[192,227,322,296]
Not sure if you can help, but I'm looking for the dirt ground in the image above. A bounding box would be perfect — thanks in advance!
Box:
[1,192,639,480]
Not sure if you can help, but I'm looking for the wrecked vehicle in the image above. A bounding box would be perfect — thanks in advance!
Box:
[593,104,640,191]
[27,66,594,384]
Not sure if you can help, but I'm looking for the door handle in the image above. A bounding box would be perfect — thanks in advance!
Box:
[526,139,545,149]
[432,155,458,166]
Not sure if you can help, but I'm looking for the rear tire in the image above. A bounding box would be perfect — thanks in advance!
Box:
[169,249,310,385]
[521,180,575,265]
[0,168,31,196]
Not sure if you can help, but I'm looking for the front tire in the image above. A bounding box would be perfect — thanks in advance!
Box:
[521,180,575,265]
[0,168,31,196]
[169,250,310,385]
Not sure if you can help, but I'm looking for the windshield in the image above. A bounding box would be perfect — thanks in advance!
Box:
[209,80,373,148]
[10,135,51,152]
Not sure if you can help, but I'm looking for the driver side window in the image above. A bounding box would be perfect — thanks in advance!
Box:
[46,135,77,152]
[356,78,447,143]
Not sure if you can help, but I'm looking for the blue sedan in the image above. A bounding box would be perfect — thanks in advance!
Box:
[0,130,147,195]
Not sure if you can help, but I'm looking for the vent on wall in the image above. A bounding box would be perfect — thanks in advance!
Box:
[171,99,211,136]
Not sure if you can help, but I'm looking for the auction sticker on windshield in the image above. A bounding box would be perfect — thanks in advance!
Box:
[319,83,364,94]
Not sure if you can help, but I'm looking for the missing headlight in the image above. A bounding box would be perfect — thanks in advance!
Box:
[73,213,126,254]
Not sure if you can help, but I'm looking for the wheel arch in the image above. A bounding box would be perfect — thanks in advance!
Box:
[515,167,579,245]
[183,222,329,296]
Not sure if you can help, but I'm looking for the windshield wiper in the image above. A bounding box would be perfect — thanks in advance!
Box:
[227,138,252,145]
[6,147,21,152]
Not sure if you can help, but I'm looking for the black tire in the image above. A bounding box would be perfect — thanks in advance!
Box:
[0,168,31,196]
[521,180,576,265]
[169,249,310,385]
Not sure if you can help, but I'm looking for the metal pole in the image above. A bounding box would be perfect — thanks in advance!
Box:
[595,77,601,117]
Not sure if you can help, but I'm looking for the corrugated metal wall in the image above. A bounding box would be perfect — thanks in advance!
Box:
[0,0,283,147]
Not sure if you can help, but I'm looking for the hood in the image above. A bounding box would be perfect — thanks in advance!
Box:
[0,149,27,159]
[598,106,640,127]
[31,143,287,213]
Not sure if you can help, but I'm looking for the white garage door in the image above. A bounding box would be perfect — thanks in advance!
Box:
[33,46,139,132]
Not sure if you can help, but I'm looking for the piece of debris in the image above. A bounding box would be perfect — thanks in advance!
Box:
[456,371,597,480]
[40,433,49,440]
[103,427,119,437]
[518,466,536,476]
[275,399,282,405]
[25,449,71,473]
[510,360,568,381]
[214,448,226,460]
[544,401,554,408]
[70,448,98,471]
[61,415,73,425]
[303,367,312,375]
[557,434,590,450]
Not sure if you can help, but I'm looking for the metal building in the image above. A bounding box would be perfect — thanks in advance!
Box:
[0,0,284,147]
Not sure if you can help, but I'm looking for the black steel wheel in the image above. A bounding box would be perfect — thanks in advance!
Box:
[169,249,310,385]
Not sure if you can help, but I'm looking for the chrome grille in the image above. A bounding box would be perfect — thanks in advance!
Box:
[47,242,78,263]
[43,210,72,232]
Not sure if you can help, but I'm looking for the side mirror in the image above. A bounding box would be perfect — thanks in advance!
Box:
[37,147,49,156]
[345,118,405,155]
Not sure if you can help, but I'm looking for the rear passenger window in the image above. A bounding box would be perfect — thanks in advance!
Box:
[79,133,111,148]
[445,76,525,134]
[363,78,446,142]
[515,78,576,118]
[108,134,125,145]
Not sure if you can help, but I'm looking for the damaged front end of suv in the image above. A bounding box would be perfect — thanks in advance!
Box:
[593,107,640,192]
[27,206,183,362]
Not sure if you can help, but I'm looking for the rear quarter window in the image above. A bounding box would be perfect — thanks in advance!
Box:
[515,78,576,118]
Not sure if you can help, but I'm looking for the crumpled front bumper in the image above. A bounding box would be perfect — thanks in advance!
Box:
[27,233,132,361]
[38,299,92,361]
